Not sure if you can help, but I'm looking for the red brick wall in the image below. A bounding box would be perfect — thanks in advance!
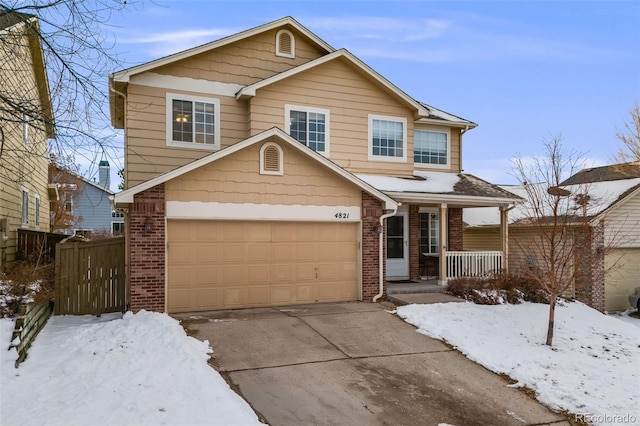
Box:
[409,205,420,280]
[575,223,605,312]
[448,208,463,251]
[129,184,166,312]
[362,192,385,300]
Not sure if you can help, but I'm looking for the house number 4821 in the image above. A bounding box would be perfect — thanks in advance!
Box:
[334,212,349,219]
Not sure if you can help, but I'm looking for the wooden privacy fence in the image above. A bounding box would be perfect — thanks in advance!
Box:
[11,301,54,367]
[55,238,126,315]
[17,229,67,261]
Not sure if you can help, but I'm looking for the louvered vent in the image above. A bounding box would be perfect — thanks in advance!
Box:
[279,33,292,55]
[264,146,280,171]
[276,30,295,58]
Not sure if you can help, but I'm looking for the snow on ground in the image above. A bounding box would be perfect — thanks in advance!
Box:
[397,301,640,426]
[0,311,262,426]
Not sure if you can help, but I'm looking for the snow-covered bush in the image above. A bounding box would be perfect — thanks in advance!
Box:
[0,260,54,317]
[445,273,550,305]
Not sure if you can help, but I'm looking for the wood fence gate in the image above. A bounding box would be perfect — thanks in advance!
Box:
[55,238,126,315]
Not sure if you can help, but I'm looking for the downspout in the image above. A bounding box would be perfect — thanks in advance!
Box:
[373,206,399,302]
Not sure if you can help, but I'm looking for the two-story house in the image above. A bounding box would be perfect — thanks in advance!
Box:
[50,160,124,237]
[0,9,56,270]
[111,17,522,313]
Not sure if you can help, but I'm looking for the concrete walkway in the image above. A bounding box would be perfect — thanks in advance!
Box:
[175,302,568,426]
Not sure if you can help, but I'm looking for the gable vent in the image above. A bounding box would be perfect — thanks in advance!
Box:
[264,146,280,171]
[276,29,295,58]
[260,142,284,175]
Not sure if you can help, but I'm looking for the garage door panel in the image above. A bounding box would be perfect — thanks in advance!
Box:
[168,220,359,312]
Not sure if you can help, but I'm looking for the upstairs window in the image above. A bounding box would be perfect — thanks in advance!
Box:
[285,105,330,156]
[415,130,449,167]
[35,195,41,226]
[276,29,295,58]
[21,189,29,224]
[368,115,407,162]
[166,93,220,150]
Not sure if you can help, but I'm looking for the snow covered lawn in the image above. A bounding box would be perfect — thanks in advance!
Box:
[397,301,640,426]
[1,310,262,426]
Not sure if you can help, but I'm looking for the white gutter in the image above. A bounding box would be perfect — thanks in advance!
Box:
[373,206,399,302]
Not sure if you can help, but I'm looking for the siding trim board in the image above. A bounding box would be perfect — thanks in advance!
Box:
[131,72,244,97]
[167,201,361,222]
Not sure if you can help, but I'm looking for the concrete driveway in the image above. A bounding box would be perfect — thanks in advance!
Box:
[174,302,568,426]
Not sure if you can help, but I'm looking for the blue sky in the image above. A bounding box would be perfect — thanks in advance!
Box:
[102,0,640,187]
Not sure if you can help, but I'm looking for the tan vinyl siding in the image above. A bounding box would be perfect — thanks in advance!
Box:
[605,248,640,311]
[463,227,502,251]
[165,142,362,206]
[0,21,51,267]
[124,83,249,187]
[604,191,640,248]
[249,58,416,176]
[153,28,326,86]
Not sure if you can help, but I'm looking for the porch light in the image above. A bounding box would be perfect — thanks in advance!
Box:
[373,224,383,234]
[144,217,154,232]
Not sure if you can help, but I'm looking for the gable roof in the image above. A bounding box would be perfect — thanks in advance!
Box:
[114,127,398,210]
[0,8,55,138]
[110,16,334,84]
[464,178,640,227]
[235,48,430,118]
[50,164,115,195]
[560,161,640,185]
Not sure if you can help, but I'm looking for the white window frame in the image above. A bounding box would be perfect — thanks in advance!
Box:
[414,129,451,169]
[368,114,407,163]
[111,222,125,236]
[418,209,440,255]
[34,194,41,227]
[22,113,30,145]
[166,93,221,151]
[284,104,330,157]
[275,29,295,58]
[21,188,29,225]
[259,142,284,176]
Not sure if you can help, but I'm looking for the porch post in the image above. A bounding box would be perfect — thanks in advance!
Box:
[500,205,509,273]
[438,203,447,285]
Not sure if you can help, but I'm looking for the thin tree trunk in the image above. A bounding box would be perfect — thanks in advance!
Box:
[546,296,556,346]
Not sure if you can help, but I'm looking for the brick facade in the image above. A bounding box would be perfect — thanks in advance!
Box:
[574,223,605,312]
[409,205,420,280]
[129,184,166,312]
[362,192,385,300]
[447,207,463,251]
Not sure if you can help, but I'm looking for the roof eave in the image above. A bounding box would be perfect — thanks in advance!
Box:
[385,191,522,207]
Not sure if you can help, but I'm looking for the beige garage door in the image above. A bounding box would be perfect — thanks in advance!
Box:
[167,220,359,312]
[605,248,640,312]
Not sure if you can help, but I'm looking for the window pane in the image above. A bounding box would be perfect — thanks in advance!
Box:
[415,130,448,165]
[194,101,215,144]
[172,100,193,142]
[372,119,404,158]
[289,110,307,143]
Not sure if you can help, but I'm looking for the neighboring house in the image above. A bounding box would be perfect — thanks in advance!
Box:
[111,17,522,313]
[0,9,56,270]
[50,160,124,237]
[464,162,640,312]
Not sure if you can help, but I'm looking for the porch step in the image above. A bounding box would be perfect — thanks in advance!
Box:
[386,281,445,295]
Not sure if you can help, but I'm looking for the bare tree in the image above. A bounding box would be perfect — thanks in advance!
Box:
[512,137,606,346]
[614,102,640,162]
[0,0,137,182]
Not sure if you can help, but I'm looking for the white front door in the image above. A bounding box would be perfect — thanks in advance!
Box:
[386,211,409,278]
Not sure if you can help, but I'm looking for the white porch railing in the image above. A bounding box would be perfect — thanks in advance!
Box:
[445,251,503,280]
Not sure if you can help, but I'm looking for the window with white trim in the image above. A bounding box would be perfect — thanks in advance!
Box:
[35,195,41,226]
[112,222,125,236]
[166,93,220,150]
[285,105,329,155]
[368,115,407,162]
[260,142,284,175]
[275,29,295,58]
[419,212,439,254]
[414,130,449,167]
[23,113,30,145]
[21,189,29,224]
